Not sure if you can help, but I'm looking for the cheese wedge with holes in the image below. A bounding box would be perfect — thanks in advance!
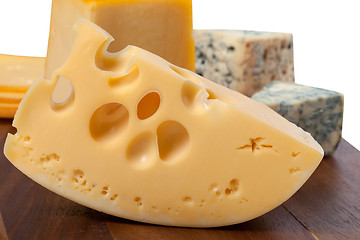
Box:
[45,0,195,79]
[4,20,324,227]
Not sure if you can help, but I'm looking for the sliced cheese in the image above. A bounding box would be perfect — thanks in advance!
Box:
[0,54,44,92]
[0,103,18,118]
[45,0,195,79]
[0,54,43,118]
[4,20,324,227]
[0,92,25,104]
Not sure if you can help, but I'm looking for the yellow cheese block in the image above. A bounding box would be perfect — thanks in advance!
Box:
[4,20,324,227]
[0,92,24,104]
[0,54,44,92]
[45,0,195,79]
[0,103,19,118]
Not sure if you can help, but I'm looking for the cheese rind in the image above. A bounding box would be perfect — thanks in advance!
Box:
[252,81,343,155]
[45,0,195,78]
[5,20,323,227]
[194,30,294,97]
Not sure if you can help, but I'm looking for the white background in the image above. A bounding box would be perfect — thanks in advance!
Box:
[0,0,359,150]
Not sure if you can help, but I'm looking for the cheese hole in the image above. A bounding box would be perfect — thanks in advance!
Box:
[95,41,118,71]
[292,152,300,157]
[73,169,85,186]
[182,196,193,205]
[230,178,240,188]
[101,186,109,195]
[225,188,232,195]
[225,178,241,196]
[207,89,236,105]
[290,167,301,174]
[137,92,160,120]
[96,41,142,72]
[89,103,129,143]
[51,76,74,110]
[110,194,118,201]
[181,81,203,108]
[134,197,143,207]
[127,132,156,169]
[157,121,190,162]
[170,65,201,84]
[108,65,140,88]
[206,89,217,100]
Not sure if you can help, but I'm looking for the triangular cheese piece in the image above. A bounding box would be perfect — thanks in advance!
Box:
[4,20,324,227]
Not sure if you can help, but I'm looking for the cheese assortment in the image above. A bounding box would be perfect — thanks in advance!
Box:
[0,29,294,109]
[252,81,344,156]
[45,0,195,79]
[0,54,44,118]
[4,20,323,227]
[194,30,294,97]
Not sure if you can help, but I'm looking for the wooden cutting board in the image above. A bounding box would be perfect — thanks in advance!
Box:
[0,118,359,239]
[0,211,8,240]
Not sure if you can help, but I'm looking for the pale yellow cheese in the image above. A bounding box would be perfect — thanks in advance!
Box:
[0,54,44,92]
[4,20,324,227]
[45,0,195,79]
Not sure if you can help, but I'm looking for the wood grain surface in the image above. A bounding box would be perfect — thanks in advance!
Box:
[0,211,8,240]
[0,118,359,240]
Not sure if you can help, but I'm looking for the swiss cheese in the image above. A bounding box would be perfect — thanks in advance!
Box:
[4,20,324,227]
[45,0,195,79]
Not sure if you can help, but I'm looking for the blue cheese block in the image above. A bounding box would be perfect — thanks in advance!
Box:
[194,30,294,97]
[252,81,344,155]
